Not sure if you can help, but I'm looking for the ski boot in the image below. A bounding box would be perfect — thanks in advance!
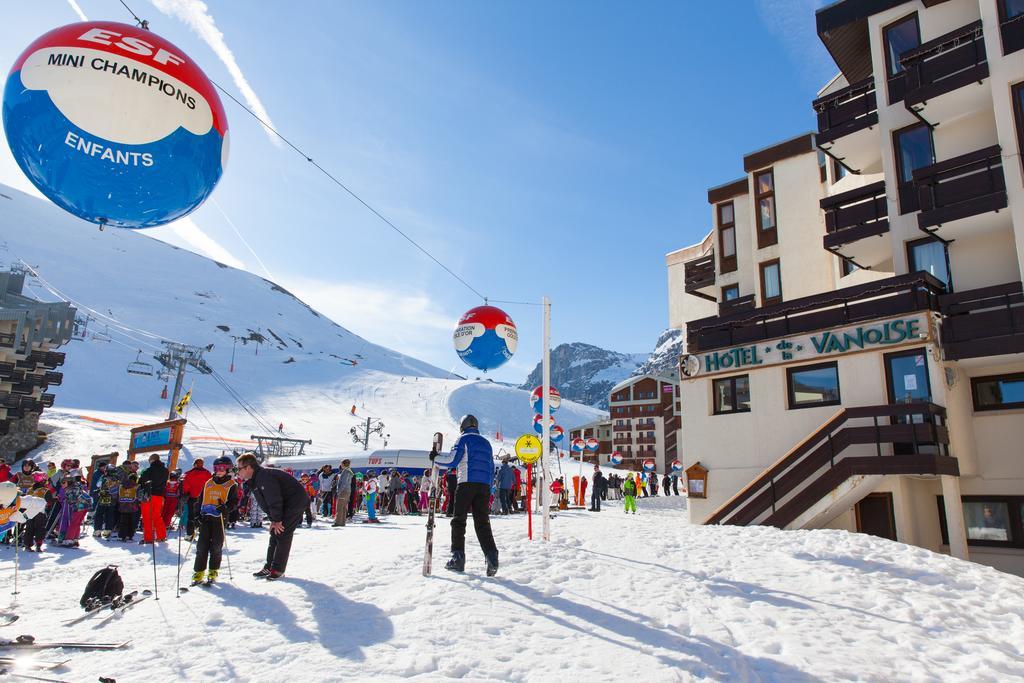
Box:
[485,551,499,577]
[445,551,466,573]
[253,567,271,578]
[204,570,219,586]
[265,570,285,581]
[190,570,205,587]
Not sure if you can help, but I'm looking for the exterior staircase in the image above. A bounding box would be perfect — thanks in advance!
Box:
[704,402,958,528]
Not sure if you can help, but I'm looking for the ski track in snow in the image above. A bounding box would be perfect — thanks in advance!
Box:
[3,497,1023,682]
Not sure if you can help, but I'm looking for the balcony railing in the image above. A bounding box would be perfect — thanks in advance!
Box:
[940,282,1024,360]
[43,371,63,387]
[637,436,657,445]
[900,20,987,110]
[821,180,889,250]
[813,77,878,145]
[912,145,1006,230]
[688,272,945,354]
[40,393,55,408]
[684,254,716,301]
[718,294,755,316]
[613,437,633,445]
[1001,9,1023,55]
[613,423,632,432]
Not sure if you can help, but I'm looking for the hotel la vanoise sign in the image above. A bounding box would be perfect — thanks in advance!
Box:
[681,312,935,378]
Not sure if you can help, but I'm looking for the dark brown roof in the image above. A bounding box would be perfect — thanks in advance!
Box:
[707,177,748,204]
[742,133,816,172]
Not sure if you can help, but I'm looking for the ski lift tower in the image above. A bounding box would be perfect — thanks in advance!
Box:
[250,435,313,463]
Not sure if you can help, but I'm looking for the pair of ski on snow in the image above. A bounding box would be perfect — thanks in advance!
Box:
[62,590,151,627]
[421,432,497,578]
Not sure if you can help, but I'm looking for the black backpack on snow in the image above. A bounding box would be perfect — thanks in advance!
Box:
[80,565,124,608]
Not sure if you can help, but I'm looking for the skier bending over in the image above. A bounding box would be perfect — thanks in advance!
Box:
[431,414,499,576]
[191,456,239,586]
[236,453,309,581]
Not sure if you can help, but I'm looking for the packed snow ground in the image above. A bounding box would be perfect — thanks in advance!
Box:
[3,495,1024,682]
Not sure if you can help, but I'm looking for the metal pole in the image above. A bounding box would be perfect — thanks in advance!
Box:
[167,351,187,420]
[541,296,551,542]
[363,417,371,451]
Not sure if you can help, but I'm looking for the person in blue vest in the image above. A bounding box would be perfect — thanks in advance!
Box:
[432,415,499,576]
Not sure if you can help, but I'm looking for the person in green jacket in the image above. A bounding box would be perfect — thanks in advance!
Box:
[623,473,637,514]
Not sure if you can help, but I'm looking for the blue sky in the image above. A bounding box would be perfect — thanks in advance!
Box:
[0,0,834,383]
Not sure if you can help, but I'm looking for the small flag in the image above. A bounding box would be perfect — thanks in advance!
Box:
[175,390,192,415]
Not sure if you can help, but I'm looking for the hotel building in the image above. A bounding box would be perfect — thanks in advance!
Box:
[606,374,681,473]
[568,418,613,464]
[672,0,1024,575]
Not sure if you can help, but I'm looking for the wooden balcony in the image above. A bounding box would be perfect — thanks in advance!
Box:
[821,180,889,268]
[900,21,989,125]
[684,253,716,302]
[613,437,633,445]
[27,350,66,368]
[940,282,1024,361]
[43,371,63,387]
[612,423,632,432]
[688,272,944,354]
[813,77,881,173]
[637,436,657,445]
[913,146,1007,236]
[40,393,55,408]
[705,402,955,528]
[718,294,755,316]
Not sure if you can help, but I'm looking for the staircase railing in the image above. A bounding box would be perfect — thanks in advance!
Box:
[704,402,950,527]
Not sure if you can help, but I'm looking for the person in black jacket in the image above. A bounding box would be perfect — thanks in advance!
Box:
[138,453,169,544]
[590,467,606,512]
[236,453,309,580]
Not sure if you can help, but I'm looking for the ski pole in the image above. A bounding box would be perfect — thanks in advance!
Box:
[219,513,233,581]
[175,500,183,598]
[12,524,19,597]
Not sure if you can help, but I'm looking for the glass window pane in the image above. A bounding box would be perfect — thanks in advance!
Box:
[963,501,1010,542]
[719,203,734,225]
[735,377,750,411]
[897,126,934,182]
[757,172,773,194]
[886,17,920,74]
[763,263,780,299]
[722,227,736,257]
[790,364,840,406]
[1005,0,1024,19]
[724,286,739,301]
[974,376,1024,409]
[909,240,950,289]
[759,197,775,230]
[714,379,733,413]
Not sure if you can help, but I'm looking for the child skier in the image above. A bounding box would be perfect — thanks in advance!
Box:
[118,474,140,541]
[57,473,92,547]
[363,470,380,523]
[191,456,239,586]
[24,472,53,551]
[623,474,638,514]
[163,469,181,531]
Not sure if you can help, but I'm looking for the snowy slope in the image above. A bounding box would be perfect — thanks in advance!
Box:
[3,495,1023,682]
[0,184,602,457]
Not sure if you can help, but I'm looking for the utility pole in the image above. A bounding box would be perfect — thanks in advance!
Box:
[154,341,213,419]
[350,416,386,450]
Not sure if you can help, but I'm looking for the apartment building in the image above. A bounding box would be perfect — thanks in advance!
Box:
[672,0,1024,575]
[0,271,75,458]
[607,374,680,473]
[568,418,613,464]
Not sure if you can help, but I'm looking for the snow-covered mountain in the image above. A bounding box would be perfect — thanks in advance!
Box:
[519,342,646,410]
[631,328,683,380]
[0,184,603,458]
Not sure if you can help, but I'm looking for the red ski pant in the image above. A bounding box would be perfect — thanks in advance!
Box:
[162,496,178,529]
[141,496,167,542]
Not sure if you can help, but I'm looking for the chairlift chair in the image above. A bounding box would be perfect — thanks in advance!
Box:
[126,350,155,377]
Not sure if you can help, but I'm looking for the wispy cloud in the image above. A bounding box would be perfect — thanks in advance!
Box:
[755,0,837,88]
[148,0,281,147]
[66,0,87,21]
[147,217,246,269]
[286,277,458,361]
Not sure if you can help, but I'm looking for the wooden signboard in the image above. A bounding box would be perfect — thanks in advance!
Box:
[685,461,708,499]
[128,418,187,471]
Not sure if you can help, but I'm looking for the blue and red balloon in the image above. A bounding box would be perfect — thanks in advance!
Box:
[453,305,517,372]
[3,21,228,228]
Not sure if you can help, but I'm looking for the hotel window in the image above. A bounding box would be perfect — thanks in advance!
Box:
[721,284,739,301]
[907,237,952,291]
[938,496,1024,549]
[971,373,1024,411]
[883,13,920,103]
[718,202,737,273]
[894,123,934,214]
[712,375,750,415]
[840,258,859,277]
[787,362,841,409]
[832,158,848,183]
[759,259,782,306]
[999,0,1024,55]
[754,169,777,248]
[1013,82,1024,176]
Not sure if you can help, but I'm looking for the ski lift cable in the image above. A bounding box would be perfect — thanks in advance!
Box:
[188,398,238,453]
[208,369,280,436]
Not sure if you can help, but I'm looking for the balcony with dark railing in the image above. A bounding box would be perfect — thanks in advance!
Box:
[821,180,890,268]
[812,77,880,174]
[613,437,633,445]
[1000,4,1023,55]
[40,393,55,408]
[912,145,1007,238]
[940,282,1024,360]
[900,20,989,125]
[684,253,716,302]
[718,294,755,316]
[688,272,945,354]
